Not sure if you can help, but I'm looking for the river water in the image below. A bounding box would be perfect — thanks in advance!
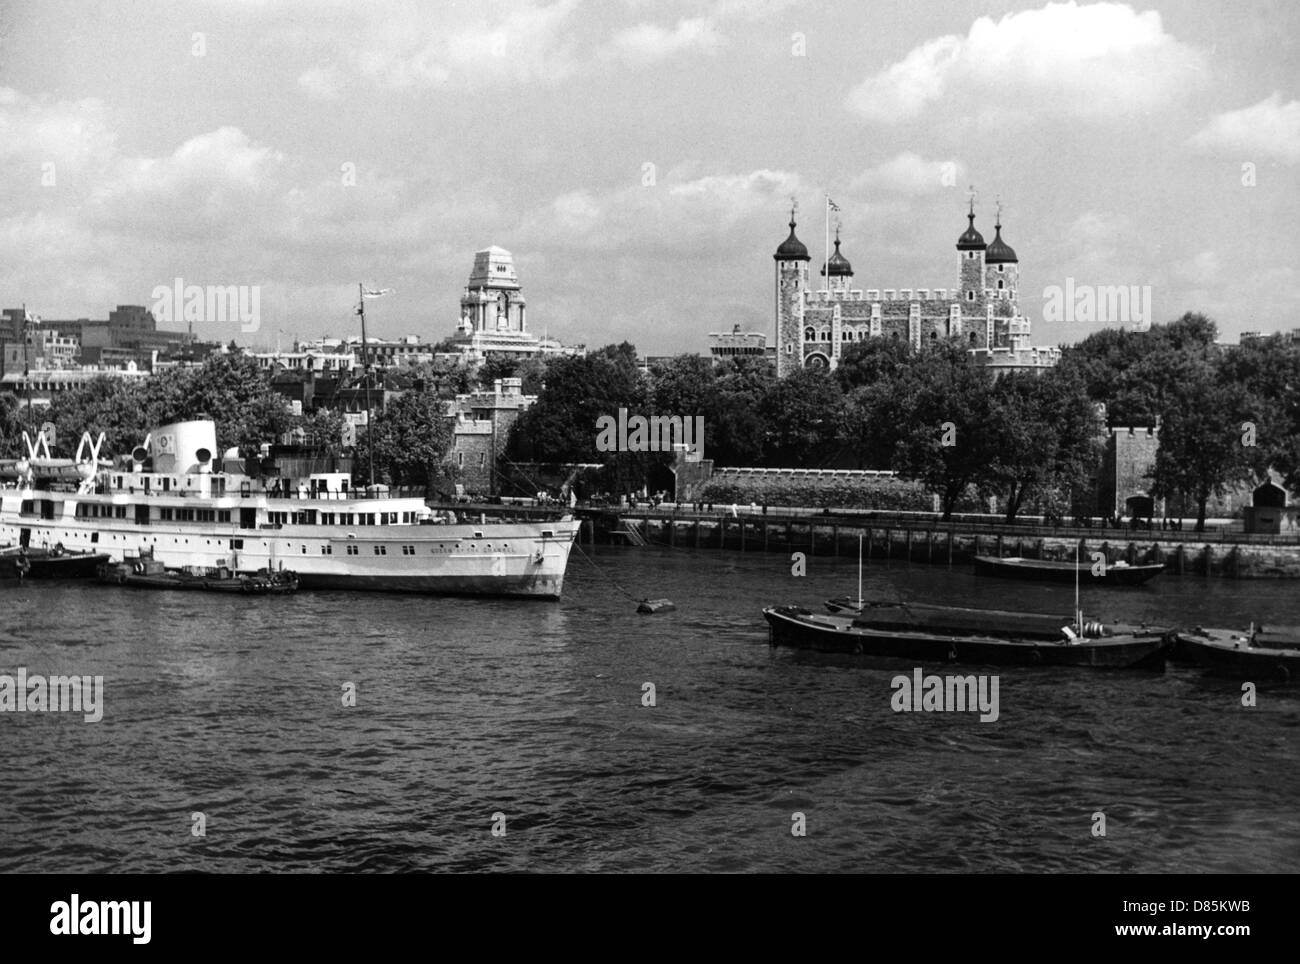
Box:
[2,546,1297,873]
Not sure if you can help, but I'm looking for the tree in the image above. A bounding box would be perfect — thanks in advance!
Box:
[507,346,646,463]
[0,392,26,456]
[837,341,924,469]
[708,355,774,465]
[354,389,453,489]
[1217,334,1300,490]
[295,408,346,454]
[144,354,294,456]
[834,337,915,392]
[760,366,844,466]
[43,376,150,459]
[1057,312,1219,425]
[886,340,998,520]
[986,371,1102,522]
[1152,360,1253,531]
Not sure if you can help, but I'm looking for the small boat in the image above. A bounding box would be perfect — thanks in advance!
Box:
[974,555,1163,586]
[763,603,1172,669]
[1170,625,1300,682]
[0,543,111,580]
[98,555,299,594]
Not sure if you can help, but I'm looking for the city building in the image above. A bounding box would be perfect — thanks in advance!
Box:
[708,325,768,365]
[443,246,579,363]
[445,377,536,495]
[4,304,194,369]
[2,327,79,372]
[773,201,1055,377]
[0,364,150,407]
[253,344,360,374]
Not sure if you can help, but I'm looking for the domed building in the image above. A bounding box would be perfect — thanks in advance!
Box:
[444,246,580,363]
[774,198,1055,377]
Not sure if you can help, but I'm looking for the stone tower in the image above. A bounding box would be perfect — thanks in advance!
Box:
[984,206,1022,349]
[460,246,528,334]
[956,202,988,348]
[774,211,811,378]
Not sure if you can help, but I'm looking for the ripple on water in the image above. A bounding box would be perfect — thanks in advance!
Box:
[1,555,1298,871]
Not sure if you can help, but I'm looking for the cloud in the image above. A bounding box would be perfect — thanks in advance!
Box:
[846,2,1204,123]
[345,0,582,90]
[519,167,804,254]
[605,17,720,65]
[0,87,117,171]
[1189,92,1300,164]
[850,152,966,195]
[298,66,344,101]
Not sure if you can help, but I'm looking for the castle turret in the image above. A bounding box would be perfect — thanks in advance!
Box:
[821,230,854,295]
[775,210,811,377]
[984,206,1022,347]
[957,202,987,345]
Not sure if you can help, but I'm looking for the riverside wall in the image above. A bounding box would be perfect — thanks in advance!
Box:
[586,510,1300,578]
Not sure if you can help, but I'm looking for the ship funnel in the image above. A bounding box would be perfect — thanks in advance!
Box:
[196,447,212,474]
[148,420,218,474]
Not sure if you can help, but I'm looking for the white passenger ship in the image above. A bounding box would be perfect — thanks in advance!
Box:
[0,419,579,597]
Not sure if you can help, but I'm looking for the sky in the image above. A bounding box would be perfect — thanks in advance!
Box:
[1,0,1297,353]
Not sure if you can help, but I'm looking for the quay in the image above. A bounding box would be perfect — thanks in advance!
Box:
[428,501,1300,578]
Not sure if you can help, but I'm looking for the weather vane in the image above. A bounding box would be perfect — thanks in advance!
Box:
[967,184,977,214]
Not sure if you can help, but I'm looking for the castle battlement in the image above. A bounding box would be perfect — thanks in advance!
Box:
[803,287,959,305]
[1107,424,1159,438]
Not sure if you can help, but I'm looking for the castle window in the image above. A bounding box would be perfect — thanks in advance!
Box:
[997,280,1004,290]
[970,331,978,344]
[804,326,815,341]
[785,344,793,354]
[930,331,937,341]
[967,291,975,302]
[998,264,1005,273]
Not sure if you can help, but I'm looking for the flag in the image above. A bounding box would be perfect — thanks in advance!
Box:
[363,287,394,299]
[23,309,41,325]
[826,197,840,212]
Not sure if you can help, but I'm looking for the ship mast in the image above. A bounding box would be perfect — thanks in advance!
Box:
[357,283,375,490]
[21,304,32,429]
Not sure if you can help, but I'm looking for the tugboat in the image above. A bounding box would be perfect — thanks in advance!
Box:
[97,551,299,594]
[0,542,110,580]
[1170,624,1300,682]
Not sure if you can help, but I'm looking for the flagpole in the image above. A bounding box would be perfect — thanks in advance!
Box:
[825,194,830,300]
[358,282,374,490]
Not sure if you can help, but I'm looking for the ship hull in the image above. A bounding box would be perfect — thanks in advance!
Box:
[0,515,579,598]
[973,555,1164,586]
[763,605,1171,669]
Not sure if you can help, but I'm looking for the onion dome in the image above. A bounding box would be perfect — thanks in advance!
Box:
[985,220,1018,264]
[774,215,810,261]
[821,235,853,277]
[956,211,986,251]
